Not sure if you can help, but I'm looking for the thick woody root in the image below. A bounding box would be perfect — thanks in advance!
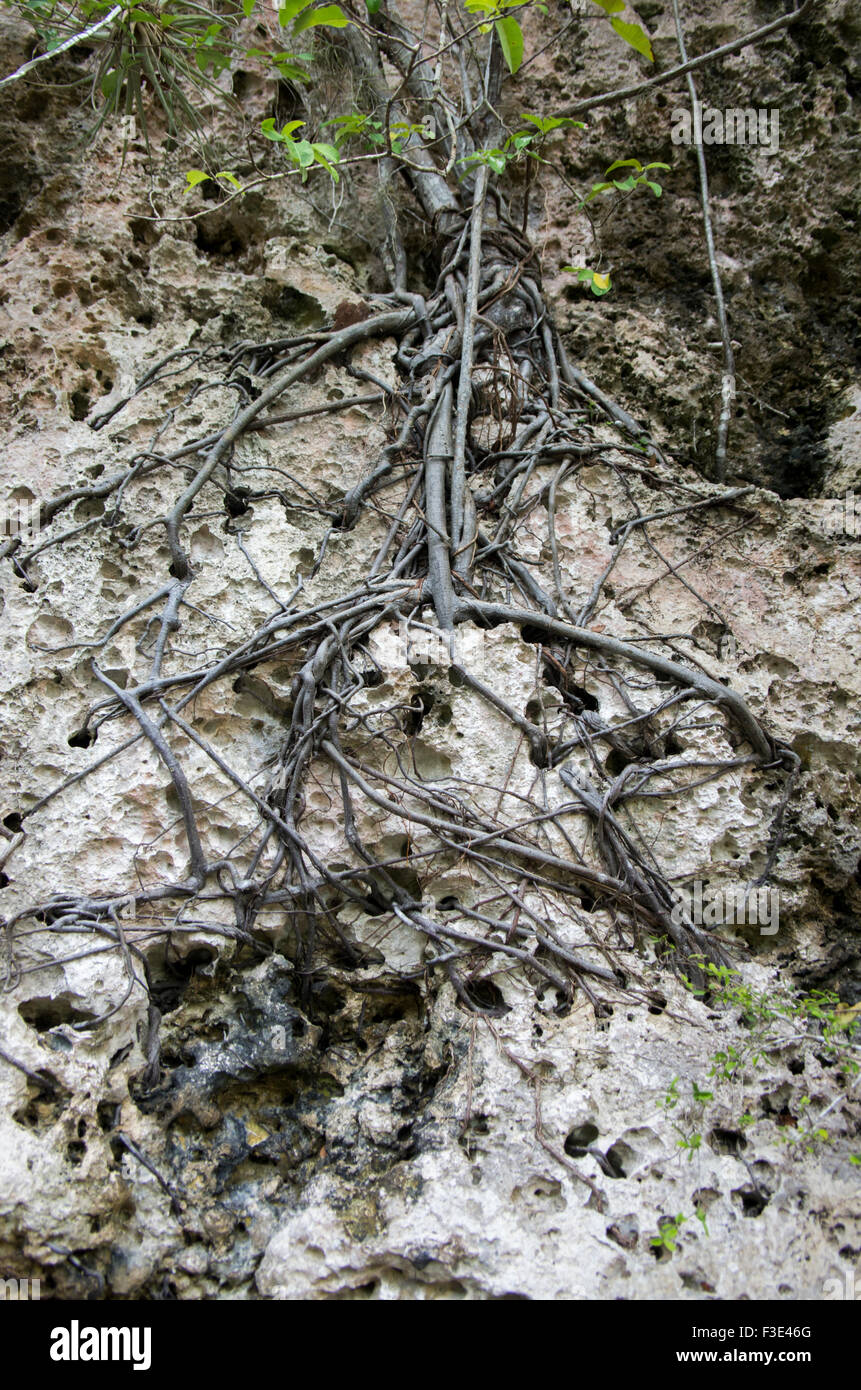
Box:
[0,181,791,1064]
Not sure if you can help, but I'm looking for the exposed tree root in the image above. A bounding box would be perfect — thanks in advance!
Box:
[0,9,798,1198]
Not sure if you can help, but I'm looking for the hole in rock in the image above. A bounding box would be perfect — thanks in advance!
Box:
[708,1127,748,1155]
[68,726,97,749]
[460,978,510,1016]
[225,491,250,518]
[732,1184,769,1217]
[70,386,92,421]
[13,1070,70,1132]
[564,1121,600,1157]
[18,996,97,1031]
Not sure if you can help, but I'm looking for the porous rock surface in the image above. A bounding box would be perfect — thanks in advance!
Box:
[0,3,859,1300]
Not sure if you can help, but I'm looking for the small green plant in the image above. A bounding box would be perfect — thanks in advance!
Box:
[658,1076,712,1160]
[185,168,243,193]
[459,112,583,178]
[650,1212,687,1254]
[709,1042,745,1081]
[776,1095,835,1156]
[662,960,861,1172]
[694,1205,710,1237]
[259,118,341,181]
[560,156,669,295]
[579,157,669,208]
[650,1201,712,1252]
[676,1130,702,1158]
[326,112,435,157]
[685,960,860,1080]
[562,265,612,296]
[186,114,343,194]
[658,1075,680,1111]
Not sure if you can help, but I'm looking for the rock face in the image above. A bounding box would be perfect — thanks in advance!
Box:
[0,2,859,1301]
[526,0,861,498]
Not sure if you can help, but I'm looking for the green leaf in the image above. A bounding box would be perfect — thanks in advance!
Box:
[605,158,642,173]
[519,113,579,135]
[294,4,349,31]
[261,117,307,142]
[609,16,654,61]
[494,16,523,74]
[215,170,243,190]
[272,56,312,82]
[581,180,613,202]
[185,168,210,189]
[591,0,624,12]
[278,0,310,21]
[100,67,122,99]
[312,143,341,181]
[645,180,662,196]
[561,265,611,296]
[365,0,382,10]
[291,139,316,167]
[242,0,255,14]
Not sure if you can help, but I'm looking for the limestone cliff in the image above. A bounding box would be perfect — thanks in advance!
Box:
[0,0,858,1300]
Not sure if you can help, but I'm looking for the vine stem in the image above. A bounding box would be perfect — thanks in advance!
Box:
[451,163,488,571]
[0,5,122,90]
[670,0,736,482]
[558,0,813,119]
[452,598,775,762]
